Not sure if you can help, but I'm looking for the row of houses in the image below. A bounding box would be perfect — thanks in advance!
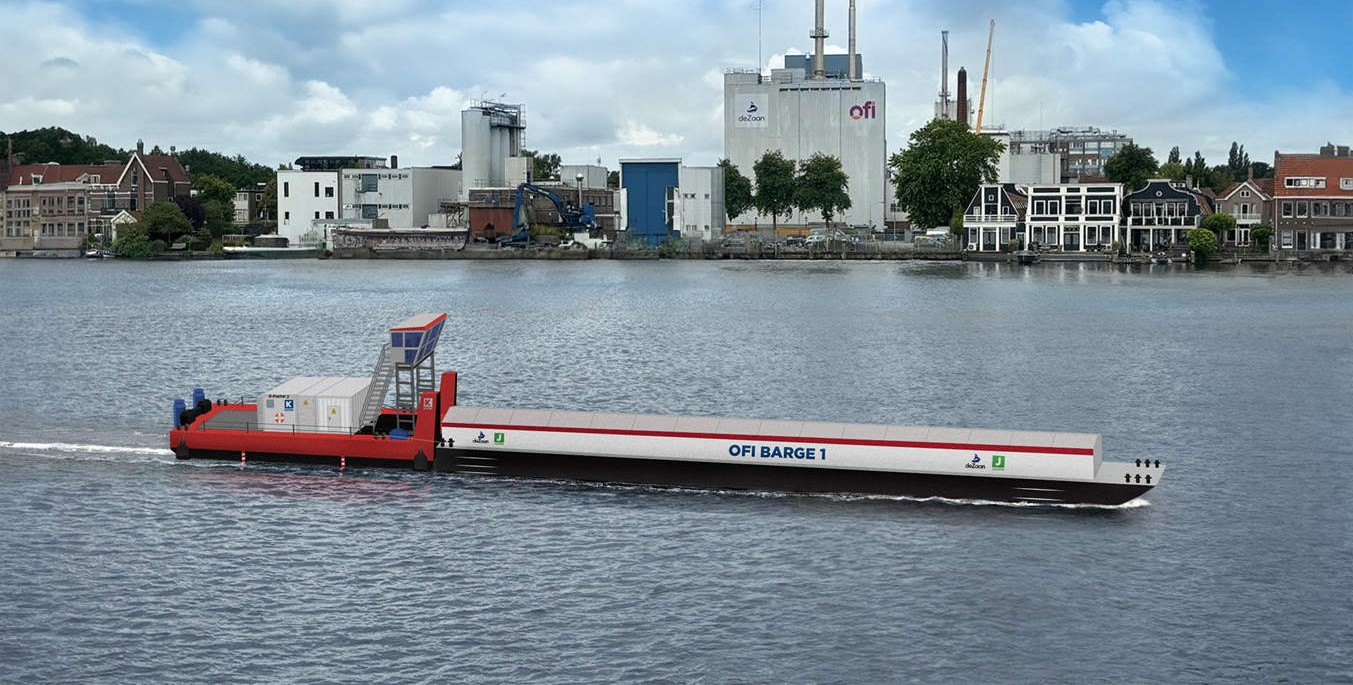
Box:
[1,141,192,257]
[964,144,1353,255]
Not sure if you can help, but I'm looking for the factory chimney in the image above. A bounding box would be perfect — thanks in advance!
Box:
[957,67,968,128]
[847,0,857,80]
[810,0,828,80]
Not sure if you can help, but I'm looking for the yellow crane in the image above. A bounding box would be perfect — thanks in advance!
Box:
[975,19,995,134]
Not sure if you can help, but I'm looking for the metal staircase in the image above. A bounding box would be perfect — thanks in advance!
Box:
[357,343,395,430]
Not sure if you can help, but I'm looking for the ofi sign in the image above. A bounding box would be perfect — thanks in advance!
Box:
[848,100,877,120]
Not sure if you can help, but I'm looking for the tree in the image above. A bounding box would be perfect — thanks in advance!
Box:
[1252,225,1272,251]
[1178,151,1216,190]
[138,201,193,244]
[1250,161,1273,179]
[204,200,235,238]
[521,148,562,181]
[175,195,207,229]
[1201,213,1236,242]
[0,126,124,164]
[175,148,273,187]
[793,153,850,224]
[606,170,619,190]
[1167,146,1181,165]
[1188,227,1218,263]
[1226,142,1251,182]
[718,158,754,221]
[888,118,1003,229]
[260,177,278,223]
[111,222,157,259]
[752,150,797,233]
[1104,142,1159,192]
[1159,161,1186,181]
[193,173,237,207]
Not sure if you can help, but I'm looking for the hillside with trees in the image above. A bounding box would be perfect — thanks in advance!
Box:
[2,127,272,189]
[0,127,125,164]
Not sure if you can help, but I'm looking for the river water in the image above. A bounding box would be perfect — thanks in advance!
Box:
[1,258,1350,683]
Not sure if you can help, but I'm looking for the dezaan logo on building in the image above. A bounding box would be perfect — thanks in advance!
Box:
[735,94,769,128]
[849,100,877,120]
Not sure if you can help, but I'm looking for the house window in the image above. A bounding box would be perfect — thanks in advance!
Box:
[1341,178,1353,190]
[1240,189,1250,197]
[325,211,334,219]
[325,187,334,198]
[314,182,321,197]
[1313,202,1328,217]
[1281,201,1293,218]
[1280,231,1293,248]
[314,211,320,219]
[1296,201,1308,217]
[360,175,378,192]
[1284,177,1326,189]
[283,182,290,198]
[284,211,290,220]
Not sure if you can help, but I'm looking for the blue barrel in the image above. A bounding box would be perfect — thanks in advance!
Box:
[173,399,187,428]
[192,388,206,405]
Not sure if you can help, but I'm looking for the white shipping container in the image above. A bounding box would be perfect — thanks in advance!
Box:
[308,377,371,434]
[258,376,325,431]
[259,376,371,433]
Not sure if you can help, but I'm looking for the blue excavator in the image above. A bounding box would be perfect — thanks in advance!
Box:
[500,182,597,246]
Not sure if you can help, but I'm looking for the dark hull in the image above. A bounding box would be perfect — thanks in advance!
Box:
[436,447,1152,506]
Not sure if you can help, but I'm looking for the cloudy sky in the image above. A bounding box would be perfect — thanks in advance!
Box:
[2,0,1350,171]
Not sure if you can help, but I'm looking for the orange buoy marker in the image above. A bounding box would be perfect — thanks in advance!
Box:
[340,456,347,471]
[240,450,246,468]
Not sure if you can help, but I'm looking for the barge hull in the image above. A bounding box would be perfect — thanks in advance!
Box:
[435,447,1152,506]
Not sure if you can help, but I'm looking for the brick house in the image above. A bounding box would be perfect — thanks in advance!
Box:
[1272,145,1353,253]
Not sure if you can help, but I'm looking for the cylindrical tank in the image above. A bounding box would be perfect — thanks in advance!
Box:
[173,399,187,428]
[192,388,206,405]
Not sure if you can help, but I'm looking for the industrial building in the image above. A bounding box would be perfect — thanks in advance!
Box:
[276,157,463,248]
[619,159,726,245]
[723,0,887,232]
[1002,127,1133,182]
[460,101,528,198]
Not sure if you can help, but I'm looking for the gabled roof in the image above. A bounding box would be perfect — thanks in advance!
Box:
[1273,151,1353,197]
[1217,178,1272,201]
[117,152,191,187]
[8,162,123,187]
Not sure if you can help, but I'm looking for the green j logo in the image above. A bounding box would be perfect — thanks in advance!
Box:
[493,432,505,445]
[992,454,1006,470]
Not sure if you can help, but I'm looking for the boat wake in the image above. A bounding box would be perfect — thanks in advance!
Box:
[0,440,174,462]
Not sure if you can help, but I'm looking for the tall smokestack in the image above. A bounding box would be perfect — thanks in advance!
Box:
[940,31,950,119]
[957,67,968,128]
[811,0,828,80]
[847,0,857,80]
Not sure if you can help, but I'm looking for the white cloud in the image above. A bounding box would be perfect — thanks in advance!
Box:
[0,0,1350,172]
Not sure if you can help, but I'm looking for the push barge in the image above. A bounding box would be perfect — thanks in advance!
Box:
[169,314,1162,505]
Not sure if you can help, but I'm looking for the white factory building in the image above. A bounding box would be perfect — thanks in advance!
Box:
[723,1,887,232]
[276,157,463,248]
